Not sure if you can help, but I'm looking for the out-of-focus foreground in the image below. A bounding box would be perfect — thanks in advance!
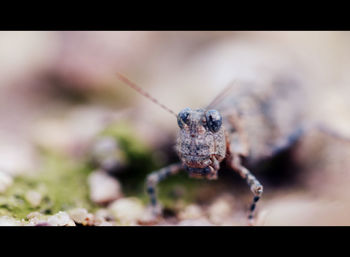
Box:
[0,31,350,226]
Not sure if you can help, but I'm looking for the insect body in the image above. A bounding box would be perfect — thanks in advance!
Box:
[146,106,264,222]
[117,72,350,225]
[116,73,304,223]
[145,73,308,223]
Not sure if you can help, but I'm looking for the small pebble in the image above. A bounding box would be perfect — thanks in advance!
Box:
[90,135,127,174]
[137,206,162,226]
[68,208,94,226]
[47,211,76,226]
[0,171,13,193]
[94,208,114,224]
[0,216,22,226]
[25,190,42,207]
[208,196,234,225]
[26,212,47,226]
[178,204,204,220]
[96,221,115,226]
[88,170,122,205]
[109,197,145,225]
[27,212,43,220]
[177,218,214,226]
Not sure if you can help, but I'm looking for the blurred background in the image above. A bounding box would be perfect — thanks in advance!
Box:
[0,31,350,226]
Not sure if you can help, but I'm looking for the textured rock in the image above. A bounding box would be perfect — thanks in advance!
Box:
[25,190,42,208]
[207,195,234,225]
[91,136,126,173]
[95,220,115,226]
[177,218,214,226]
[109,197,145,225]
[0,216,22,226]
[68,208,94,226]
[94,208,115,225]
[88,170,122,205]
[178,204,204,220]
[26,212,48,226]
[47,211,76,226]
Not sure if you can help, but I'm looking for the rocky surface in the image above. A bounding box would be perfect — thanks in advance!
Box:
[47,211,76,226]
[109,198,145,225]
[24,190,42,208]
[88,170,123,205]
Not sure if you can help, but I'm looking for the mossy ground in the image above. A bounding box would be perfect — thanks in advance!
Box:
[0,122,214,220]
[100,122,213,208]
[0,152,97,220]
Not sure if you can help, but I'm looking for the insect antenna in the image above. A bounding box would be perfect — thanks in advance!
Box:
[206,79,237,109]
[116,73,177,117]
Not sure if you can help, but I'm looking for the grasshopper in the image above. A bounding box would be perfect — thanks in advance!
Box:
[116,72,349,224]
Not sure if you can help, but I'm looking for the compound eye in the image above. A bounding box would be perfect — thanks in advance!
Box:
[206,109,222,133]
[177,107,191,129]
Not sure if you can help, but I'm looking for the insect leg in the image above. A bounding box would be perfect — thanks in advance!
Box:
[225,112,263,222]
[146,162,183,216]
[228,153,263,222]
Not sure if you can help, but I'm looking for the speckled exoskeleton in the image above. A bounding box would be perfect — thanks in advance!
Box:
[116,72,349,224]
[146,105,265,222]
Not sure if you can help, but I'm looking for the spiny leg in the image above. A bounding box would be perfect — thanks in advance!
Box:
[225,113,263,223]
[146,163,183,217]
[229,153,263,223]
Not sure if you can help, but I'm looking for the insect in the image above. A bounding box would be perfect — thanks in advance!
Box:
[116,72,350,224]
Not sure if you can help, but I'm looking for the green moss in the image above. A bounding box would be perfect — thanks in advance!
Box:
[99,122,157,189]
[38,152,98,214]
[0,122,154,220]
[100,122,153,165]
[157,173,205,208]
[100,121,216,209]
[0,122,218,219]
[0,152,97,220]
